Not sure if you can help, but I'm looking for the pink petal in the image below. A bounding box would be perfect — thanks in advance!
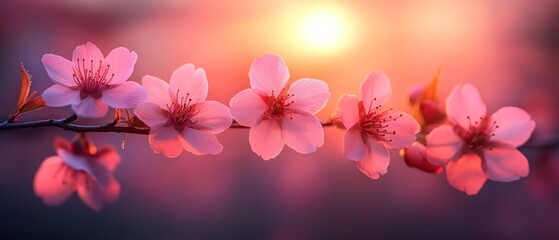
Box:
[148,126,185,158]
[335,94,360,129]
[33,156,73,206]
[359,71,392,112]
[190,101,232,134]
[484,146,529,182]
[343,127,366,161]
[101,81,147,109]
[93,147,120,172]
[229,89,268,127]
[355,140,390,179]
[89,162,112,189]
[426,125,463,166]
[134,102,168,128]
[41,54,77,87]
[249,119,284,160]
[287,78,330,114]
[103,47,138,84]
[169,64,208,104]
[383,111,420,149]
[182,128,224,155]
[249,53,289,96]
[445,84,487,129]
[71,97,109,118]
[57,149,93,175]
[281,113,324,154]
[446,153,487,195]
[77,181,104,211]
[490,106,536,147]
[41,84,80,107]
[100,176,120,203]
[142,75,172,109]
[72,42,104,64]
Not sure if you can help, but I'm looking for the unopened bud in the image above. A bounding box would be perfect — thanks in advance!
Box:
[403,142,443,174]
[420,100,445,124]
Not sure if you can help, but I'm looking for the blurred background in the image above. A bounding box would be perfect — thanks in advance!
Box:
[1,0,558,239]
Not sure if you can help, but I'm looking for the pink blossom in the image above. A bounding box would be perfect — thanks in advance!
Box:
[134,64,232,158]
[334,71,420,179]
[426,84,536,195]
[33,135,121,211]
[229,53,330,160]
[41,42,147,118]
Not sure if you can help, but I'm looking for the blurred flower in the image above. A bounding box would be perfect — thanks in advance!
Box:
[334,71,420,179]
[33,134,121,211]
[402,142,442,174]
[134,64,232,158]
[426,84,536,195]
[229,53,330,160]
[41,42,147,118]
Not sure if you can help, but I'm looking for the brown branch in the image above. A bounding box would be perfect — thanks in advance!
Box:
[0,115,333,135]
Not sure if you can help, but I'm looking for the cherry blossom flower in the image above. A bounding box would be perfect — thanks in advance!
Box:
[229,53,330,160]
[402,142,443,174]
[41,42,147,118]
[33,134,120,211]
[134,64,232,158]
[334,71,420,179]
[426,84,536,195]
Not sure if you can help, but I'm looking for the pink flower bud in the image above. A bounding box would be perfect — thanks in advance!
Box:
[403,142,443,174]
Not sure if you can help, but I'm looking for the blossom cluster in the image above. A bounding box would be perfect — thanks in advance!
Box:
[22,42,536,210]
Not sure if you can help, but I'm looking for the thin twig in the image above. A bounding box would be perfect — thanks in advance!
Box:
[0,115,334,135]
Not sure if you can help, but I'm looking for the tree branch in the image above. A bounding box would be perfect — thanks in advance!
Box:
[0,115,334,135]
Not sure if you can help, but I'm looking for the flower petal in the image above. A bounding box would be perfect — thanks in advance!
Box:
[343,127,366,161]
[287,78,330,114]
[72,42,104,64]
[229,89,267,127]
[426,125,463,166]
[104,47,138,84]
[446,153,487,195]
[134,102,168,128]
[92,147,120,172]
[169,64,208,104]
[249,119,284,160]
[89,161,112,189]
[41,84,81,107]
[282,113,324,154]
[249,53,289,96]
[191,101,232,134]
[100,175,120,204]
[148,126,185,158]
[101,81,147,109]
[77,181,104,211]
[335,94,360,129]
[355,140,390,179]
[182,128,224,155]
[383,111,420,149]
[484,146,529,182]
[42,54,77,87]
[142,75,172,109]
[57,149,94,174]
[360,71,392,112]
[71,97,109,118]
[33,156,73,206]
[490,106,536,147]
[446,84,487,129]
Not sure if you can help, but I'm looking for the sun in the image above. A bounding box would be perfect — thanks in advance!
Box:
[298,7,352,53]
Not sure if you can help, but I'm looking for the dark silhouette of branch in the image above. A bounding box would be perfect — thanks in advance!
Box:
[0,115,334,135]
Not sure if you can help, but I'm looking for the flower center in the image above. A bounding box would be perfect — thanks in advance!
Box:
[165,91,199,133]
[263,88,295,120]
[359,98,402,143]
[72,58,114,99]
[456,116,499,151]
